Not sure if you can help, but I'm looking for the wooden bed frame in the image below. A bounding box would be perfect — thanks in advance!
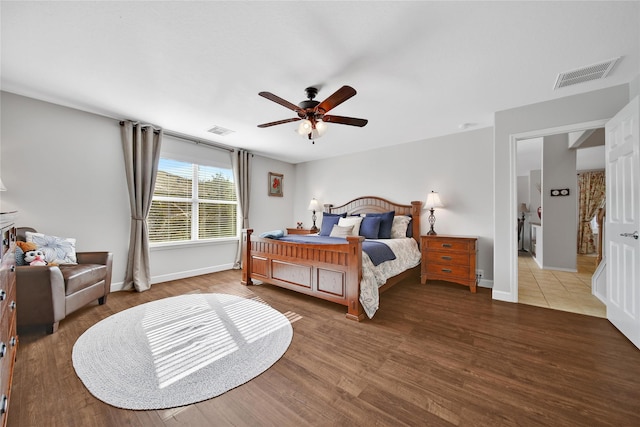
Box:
[241,196,422,320]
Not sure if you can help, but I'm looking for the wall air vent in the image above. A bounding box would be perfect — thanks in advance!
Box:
[554,57,621,89]
[207,125,234,136]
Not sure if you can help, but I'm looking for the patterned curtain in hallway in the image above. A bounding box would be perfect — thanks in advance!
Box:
[577,171,605,254]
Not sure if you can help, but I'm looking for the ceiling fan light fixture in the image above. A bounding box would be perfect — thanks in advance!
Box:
[315,119,327,137]
[297,119,313,135]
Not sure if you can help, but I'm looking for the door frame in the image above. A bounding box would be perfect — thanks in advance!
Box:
[509,119,609,302]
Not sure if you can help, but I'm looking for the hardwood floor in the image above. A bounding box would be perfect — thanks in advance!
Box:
[8,270,640,426]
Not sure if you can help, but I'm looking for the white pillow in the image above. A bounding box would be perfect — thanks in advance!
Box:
[390,216,411,238]
[338,216,363,236]
[329,224,354,238]
[26,231,77,264]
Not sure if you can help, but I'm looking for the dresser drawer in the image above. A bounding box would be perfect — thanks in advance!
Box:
[425,250,469,266]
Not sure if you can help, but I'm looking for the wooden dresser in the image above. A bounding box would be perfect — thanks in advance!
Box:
[421,235,478,292]
[0,213,18,427]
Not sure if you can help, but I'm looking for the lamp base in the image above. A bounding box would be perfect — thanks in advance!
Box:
[427,228,437,235]
[310,225,318,232]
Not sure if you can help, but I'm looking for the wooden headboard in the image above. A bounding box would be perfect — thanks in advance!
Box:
[323,196,422,243]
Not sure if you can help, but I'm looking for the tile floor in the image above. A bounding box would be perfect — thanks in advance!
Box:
[518,250,606,318]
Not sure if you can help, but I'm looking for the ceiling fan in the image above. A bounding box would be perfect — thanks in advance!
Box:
[257,85,368,141]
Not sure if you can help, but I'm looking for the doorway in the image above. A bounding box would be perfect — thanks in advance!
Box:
[512,121,608,316]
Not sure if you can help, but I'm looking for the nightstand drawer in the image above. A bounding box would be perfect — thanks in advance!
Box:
[424,238,472,252]
[425,263,470,278]
[425,250,469,265]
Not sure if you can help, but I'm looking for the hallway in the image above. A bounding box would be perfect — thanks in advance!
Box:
[518,252,606,318]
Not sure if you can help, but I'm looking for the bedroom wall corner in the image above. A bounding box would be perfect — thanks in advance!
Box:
[248,154,296,234]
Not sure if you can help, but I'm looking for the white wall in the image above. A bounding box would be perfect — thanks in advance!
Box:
[541,133,577,271]
[493,84,629,302]
[1,91,131,286]
[0,91,295,289]
[294,127,495,284]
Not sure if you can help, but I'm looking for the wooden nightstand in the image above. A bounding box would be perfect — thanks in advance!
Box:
[421,235,478,292]
[286,228,316,235]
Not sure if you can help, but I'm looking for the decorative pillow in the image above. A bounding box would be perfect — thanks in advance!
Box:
[406,217,413,237]
[390,216,411,238]
[15,246,26,266]
[359,216,381,239]
[319,213,346,236]
[365,211,395,239]
[25,231,77,264]
[329,224,354,238]
[338,216,363,236]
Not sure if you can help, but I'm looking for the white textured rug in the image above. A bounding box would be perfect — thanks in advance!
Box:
[72,293,293,410]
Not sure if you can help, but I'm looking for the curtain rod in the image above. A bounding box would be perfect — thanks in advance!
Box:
[119,120,236,153]
[163,130,235,153]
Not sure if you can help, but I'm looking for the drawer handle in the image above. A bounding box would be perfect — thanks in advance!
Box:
[0,343,6,358]
[10,337,16,347]
[441,268,452,273]
[0,395,7,414]
[442,243,452,248]
[441,256,452,261]
[9,301,16,311]
[0,290,5,301]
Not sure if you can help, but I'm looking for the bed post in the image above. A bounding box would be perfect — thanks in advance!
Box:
[241,229,253,285]
[345,235,366,321]
[411,201,422,247]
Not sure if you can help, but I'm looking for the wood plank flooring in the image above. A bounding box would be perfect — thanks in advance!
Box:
[8,270,640,426]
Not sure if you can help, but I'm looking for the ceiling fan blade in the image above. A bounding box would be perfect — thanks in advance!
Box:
[258,91,303,113]
[257,117,301,128]
[322,115,368,127]
[316,86,357,113]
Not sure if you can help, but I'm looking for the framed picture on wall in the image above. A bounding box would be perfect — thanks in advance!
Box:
[268,172,283,197]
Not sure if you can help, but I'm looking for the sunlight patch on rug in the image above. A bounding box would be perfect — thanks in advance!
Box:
[72,293,293,410]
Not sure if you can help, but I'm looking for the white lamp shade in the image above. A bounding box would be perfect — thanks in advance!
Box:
[308,198,321,211]
[297,119,313,135]
[0,178,6,192]
[519,203,529,213]
[425,191,443,209]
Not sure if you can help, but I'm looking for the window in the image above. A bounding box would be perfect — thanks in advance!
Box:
[148,158,237,243]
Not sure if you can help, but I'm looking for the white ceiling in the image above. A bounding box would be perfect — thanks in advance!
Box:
[2,1,638,164]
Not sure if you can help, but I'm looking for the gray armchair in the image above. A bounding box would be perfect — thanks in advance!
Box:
[15,227,113,334]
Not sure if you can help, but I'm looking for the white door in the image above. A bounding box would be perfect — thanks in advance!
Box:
[605,96,640,349]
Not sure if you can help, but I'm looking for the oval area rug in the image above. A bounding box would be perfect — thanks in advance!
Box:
[72,293,293,410]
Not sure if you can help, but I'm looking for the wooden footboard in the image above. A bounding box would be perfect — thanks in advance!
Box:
[242,229,366,320]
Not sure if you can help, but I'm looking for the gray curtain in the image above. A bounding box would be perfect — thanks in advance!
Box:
[232,149,251,269]
[120,121,163,291]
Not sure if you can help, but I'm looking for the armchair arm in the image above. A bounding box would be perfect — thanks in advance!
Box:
[76,251,113,295]
[15,265,66,327]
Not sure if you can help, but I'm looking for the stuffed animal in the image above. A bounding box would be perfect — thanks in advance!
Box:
[16,241,38,252]
[24,249,47,266]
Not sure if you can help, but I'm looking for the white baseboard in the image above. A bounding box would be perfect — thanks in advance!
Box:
[110,263,234,292]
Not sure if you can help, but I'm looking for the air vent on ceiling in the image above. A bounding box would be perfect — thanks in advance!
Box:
[207,125,234,136]
[554,57,621,89]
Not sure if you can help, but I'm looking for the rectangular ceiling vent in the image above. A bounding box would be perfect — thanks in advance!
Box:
[207,125,234,136]
[554,57,621,89]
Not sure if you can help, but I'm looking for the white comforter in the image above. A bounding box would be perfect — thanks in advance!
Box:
[359,238,422,318]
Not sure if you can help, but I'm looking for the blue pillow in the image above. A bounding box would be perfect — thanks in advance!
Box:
[319,212,347,236]
[359,216,381,239]
[366,211,395,239]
